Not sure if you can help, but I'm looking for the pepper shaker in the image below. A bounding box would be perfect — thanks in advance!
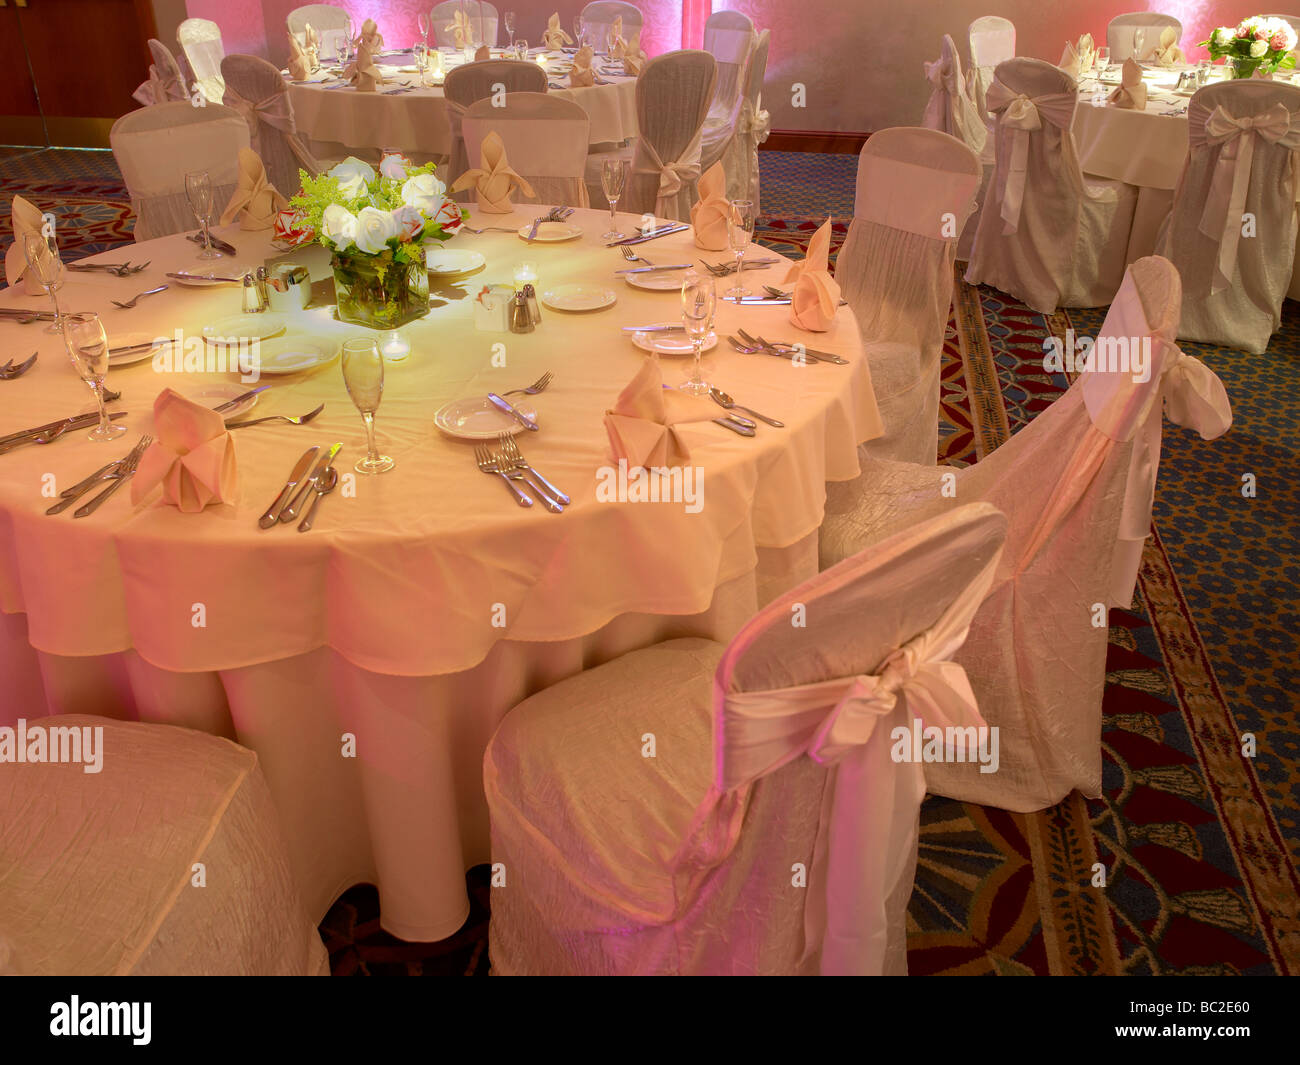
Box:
[522,283,541,325]
[508,291,534,333]
[241,273,264,314]
[255,266,271,310]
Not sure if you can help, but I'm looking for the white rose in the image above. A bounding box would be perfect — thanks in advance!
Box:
[353,206,399,254]
[1250,39,1269,58]
[380,154,410,180]
[390,205,426,241]
[400,172,448,216]
[320,204,358,250]
[328,156,376,200]
[1213,27,1234,48]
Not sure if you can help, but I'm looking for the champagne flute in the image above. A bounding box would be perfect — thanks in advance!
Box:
[1132,27,1146,62]
[680,270,715,397]
[515,38,529,61]
[504,10,516,48]
[418,12,430,46]
[342,337,394,474]
[726,199,755,297]
[185,170,221,260]
[22,231,65,335]
[573,14,585,49]
[62,313,125,441]
[414,42,429,76]
[1096,46,1111,76]
[601,158,626,239]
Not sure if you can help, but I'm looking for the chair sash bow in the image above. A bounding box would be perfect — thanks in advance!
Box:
[632,124,705,217]
[987,80,1076,233]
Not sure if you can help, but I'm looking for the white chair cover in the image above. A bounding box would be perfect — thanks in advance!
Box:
[1157,80,1300,353]
[580,1,644,50]
[821,256,1232,812]
[287,4,350,62]
[133,39,189,108]
[221,54,320,198]
[967,15,1015,131]
[0,716,327,975]
[443,59,548,187]
[922,34,988,161]
[462,93,591,207]
[702,9,755,126]
[485,503,1008,975]
[431,1,500,49]
[719,29,770,207]
[626,50,717,221]
[110,102,249,241]
[177,17,226,106]
[838,128,980,466]
[1107,13,1183,63]
[964,58,1137,313]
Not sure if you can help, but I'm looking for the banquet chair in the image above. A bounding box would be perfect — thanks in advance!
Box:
[837,127,980,466]
[587,50,716,220]
[431,0,499,49]
[462,93,591,206]
[964,58,1137,313]
[1107,13,1183,63]
[133,39,190,108]
[0,716,328,975]
[699,11,756,176]
[967,15,1015,132]
[485,503,1009,975]
[111,102,249,241]
[1156,80,1300,353]
[286,3,351,62]
[821,256,1232,812]
[221,55,322,199]
[718,29,771,208]
[580,1,644,50]
[443,59,548,187]
[177,17,227,106]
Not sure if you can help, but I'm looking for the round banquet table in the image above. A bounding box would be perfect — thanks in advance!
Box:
[0,207,880,940]
[287,48,638,161]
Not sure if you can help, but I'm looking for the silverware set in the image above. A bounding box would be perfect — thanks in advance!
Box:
[475,434,570,512]
[110,284,169,310]
[0,411,128,456]
[259,443,342,531]
[46,435,152,517]
[710,386,784,427]
[606,223,690,248]
[66,260,150,278]
[728,327,849,365]
[526,206,574,241]
[0,352,37,380]
[700,257,779,277]
[0,309,57,326]
[615,246,691,275]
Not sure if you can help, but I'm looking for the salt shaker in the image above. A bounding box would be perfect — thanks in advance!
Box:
[241,273,263,314]
[508,291,534,333]
[522,283,541,325]
[255,266,271,309]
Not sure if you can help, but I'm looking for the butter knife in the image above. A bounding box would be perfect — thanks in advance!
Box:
[279,442,342,523]
[605,224,690,247]
[614,264,692,275]
[713,417,756,437]
[259,446,318,529]
[166,271,243,283]
[0,411,128,454]
[487,392,540,432]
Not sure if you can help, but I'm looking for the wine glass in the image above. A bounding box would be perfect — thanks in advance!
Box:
[62,313,125,442]
[22,232,65,335]
[418,12,430,46]
[515,38,529,61]
[185,170,220,260]
[726,199,755,297]
[680,270,715,397]
[1132,28,1146,62]
[414,42,429,76]
[601,158,627,239]
[1096,46,1111,75]
[342,337,394,474]
[573,14,585,49]
[504,10,516,48]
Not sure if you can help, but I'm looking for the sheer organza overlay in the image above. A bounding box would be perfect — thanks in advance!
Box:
[177,17,226,106]
[286,4,351,46]
[431,1,499,49]
[134,39,189,107]
[627,50,717,221]
[444,60,549,188]
[718,29,770,207]
[922,33,988,161]
[821,256,1232,812]
[485,505,1007,975]
[221,54,321,199]
[968,15,1016,132]
[1156,80,1300,353]
[581,2,644,48]
[700,10,755,174]
[462,93,591,207]
[1107,13,1183,63]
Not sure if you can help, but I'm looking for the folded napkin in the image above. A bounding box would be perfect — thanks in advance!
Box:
[542,12,572,49]
[303,22,321,71]
[4,194,50,296]
[610,15,624,49]
[613,30,646,75]
[450,131,535,212]
[569,45,595,87]
[474,44,490,62]
[1108,58,1147,110]
[1077,33,1095,74]
[783,217,841,333]
[220,148,289,230]
[132,389,238,513]
[1147,25,1184,67]
[690,161,731,250]
[345,41,384,91]
[1059,41,1082,80]
[604,358,716,470]
[356,17,384,52]
[287,32,314,80]
[446,10,475,48]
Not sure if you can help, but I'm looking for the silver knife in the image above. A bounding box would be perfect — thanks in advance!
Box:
[213,384,271,413]
[621,324,687,333]
[487,393,540,432]
[605,225,690,247]
[166,271,243,283]
[754,335,850,366]
[279,442,342,523]
[613,264,692,275]
[259,446,318,529]
[713,417,756,437]
[0,412,128,454]
[526,216,544,243]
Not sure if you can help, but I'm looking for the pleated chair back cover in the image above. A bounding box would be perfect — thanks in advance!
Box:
[110,102,250,241]
[221,54,320,198]
[581,1,644,47]
[431,0,500,48]
[719,28,770,206]
[627,50,718,221]
[462,93,592,206]
[134,39,190,107]
[703,9,756,122]
[444,59,548,187]
[1107,12,1183,62]
[821,256,1232,811]
[177,17,226,105]
[921,33,988,160]
[967,14,1015,129]
[484,503,1007,975]
[1157,79,1300,353]
[286,3,351,55]
[839,127,980,465]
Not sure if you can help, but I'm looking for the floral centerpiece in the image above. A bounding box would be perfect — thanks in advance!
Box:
[1202,18,1298,79]
[290,155,467,329]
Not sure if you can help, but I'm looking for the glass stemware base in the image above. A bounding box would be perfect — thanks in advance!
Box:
[678,379,709,396]
[88,420,127,442]
[356,453,394,474]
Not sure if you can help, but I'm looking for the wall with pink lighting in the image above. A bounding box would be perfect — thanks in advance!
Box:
[171,2,1287,131]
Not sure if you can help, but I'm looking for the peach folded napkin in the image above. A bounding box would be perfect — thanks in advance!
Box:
[542,12,572,49]
[4,194,50,296]
[131,388,238,513]
[220,148,289,230]
[287,32,313,80]
[1108,58,1147,110]
[1077,33,1095,74]
[446,10,475,48]
[1148,26,1184,67]
[303,22,321,71]
[451,131,535,212]
[1059,42,1081,81]
[569,45,595,87]
[613,30,646,75]
[474,44,490,62]
[610,15,624,49]
[604,358,716,470]
[783,217,841,333]
[345,41,384,91]
[690,161,731,250]
[356,17,384,51]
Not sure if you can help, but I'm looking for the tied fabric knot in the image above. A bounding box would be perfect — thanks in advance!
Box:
[450,131,536,212]
[740,103,771,140]
[986,79,1076,233]
[632,120,704,217]
[925,54,952,90]
[220,148,288,230]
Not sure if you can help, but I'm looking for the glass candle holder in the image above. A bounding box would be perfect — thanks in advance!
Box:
[381,330,411,361]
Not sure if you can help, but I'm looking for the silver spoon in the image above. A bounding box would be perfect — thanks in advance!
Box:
[297,466,338,532]
[709,386,784,428]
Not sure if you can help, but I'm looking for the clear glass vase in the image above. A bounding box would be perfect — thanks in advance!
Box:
[1228,55,1265,79]
[331,252,430,329]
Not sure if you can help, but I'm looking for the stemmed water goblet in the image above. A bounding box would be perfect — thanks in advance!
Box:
[418,12,430,46]
[680,270,716,397]
[601,158,626,240]
[185,170,221,260]
[504,11,516,49]
[62,312,125,441]
[726,199,755,297]
[342,337,395,474]
[573,14,585,49]
[22,231,65,335]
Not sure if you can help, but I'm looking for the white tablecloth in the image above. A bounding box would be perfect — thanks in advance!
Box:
[0,208,880,939]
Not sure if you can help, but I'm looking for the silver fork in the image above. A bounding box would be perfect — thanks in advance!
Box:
[621,245,653,267]
[498,433,570,505]
[462,225,519,234]
[47,436,152,515]
[0,352,37,380]
[225,403,325,429]
[501,370,553,397]
[72,435,153,518]
[474,444,533,506]
[495,440,563,512]
[111,284,169,310]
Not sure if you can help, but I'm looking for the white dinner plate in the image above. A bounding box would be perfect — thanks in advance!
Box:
[518,221,584,243]
[624,270,690,292]
[184,383,260,418]
[202,314,287,343]
[249,336,338,375]
[433,396,538,439]
[426,247,486,276]
[107,331,169,367]
[541,283,617,312]
[630,329,718,357]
